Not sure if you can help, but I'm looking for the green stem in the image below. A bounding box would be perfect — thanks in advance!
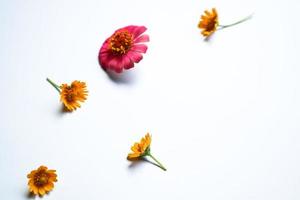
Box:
[46,78,61,93]
[148,153,167,171]
[219,14,253,29]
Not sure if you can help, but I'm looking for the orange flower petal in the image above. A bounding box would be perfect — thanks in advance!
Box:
[38,188,46,196]
[44,182,54,191]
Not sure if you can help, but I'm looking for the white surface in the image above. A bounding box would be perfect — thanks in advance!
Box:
[0,0,300,199]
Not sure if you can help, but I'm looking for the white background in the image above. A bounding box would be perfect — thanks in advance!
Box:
[0,0,300,199]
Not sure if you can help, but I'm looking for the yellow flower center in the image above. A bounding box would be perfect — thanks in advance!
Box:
[34,172,49,186]
[109,30,133,55]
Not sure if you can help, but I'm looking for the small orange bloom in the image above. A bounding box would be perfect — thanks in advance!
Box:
[46,78,88,111]
[198,8,219,37]
[60,81,88,111]
[127,133,151,159]
[27,166,57,196]
[198,8,252,38]
[127,133,166,171]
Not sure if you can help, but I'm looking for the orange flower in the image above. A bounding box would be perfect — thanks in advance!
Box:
[27,166,57,196]
[198,8,219,37]
[127,133,166,171]
[60,81,88,111]
[128,133,151,159]
[46,78,88,111]
[198,8,252,38]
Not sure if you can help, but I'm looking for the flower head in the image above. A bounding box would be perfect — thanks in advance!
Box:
[46,78,88,111]
[128,133,151,159]
[127,133,166,171]
[60,80,88,111]
[198,8,219,37]
[99,25,149,73]
[27,166,57,196]
[198,8,252,38]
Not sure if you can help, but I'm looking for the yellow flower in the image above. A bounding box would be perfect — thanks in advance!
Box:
[27,166,57,196]
[198,8,219,37]
[46,78,88,111]
[127,133,151,159]
[127,133,166,171]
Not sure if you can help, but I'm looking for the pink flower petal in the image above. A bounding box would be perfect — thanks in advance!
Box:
[131,44,148,53]
[108,57,124,73]
[123,55,134,69]
[114,66,123,73]
[125,25,147,39]
[127,51,143,63]
[99,52,113,70]
[134,34,150,43]
[99,43,110,55]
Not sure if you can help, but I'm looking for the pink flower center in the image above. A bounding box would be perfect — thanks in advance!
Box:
[109,30,133,55]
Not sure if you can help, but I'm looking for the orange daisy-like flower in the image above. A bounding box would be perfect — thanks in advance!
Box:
[46,78,88,111]
[60,81,88,111]
[27,166,57,196]
[128,133,152,159]
[198,8,252,38]
[198,8,219,37]
[127,133,166,171]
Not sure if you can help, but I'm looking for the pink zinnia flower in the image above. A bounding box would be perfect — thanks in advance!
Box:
[98,25,149,73]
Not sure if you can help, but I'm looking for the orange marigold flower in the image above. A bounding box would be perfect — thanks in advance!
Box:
[198,8,219,37]
[46,78,88,111]
[27,166,57,196]
[127,133,166,171]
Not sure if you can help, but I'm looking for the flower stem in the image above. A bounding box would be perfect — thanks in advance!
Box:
[148,153,167,171]
[219,14,253,29]
[46,78,61,93]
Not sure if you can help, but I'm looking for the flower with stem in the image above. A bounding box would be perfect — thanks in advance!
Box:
[127,133,166,171]
[27,165,57,196]
[198,8,252,37]
[46,78,88,111]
